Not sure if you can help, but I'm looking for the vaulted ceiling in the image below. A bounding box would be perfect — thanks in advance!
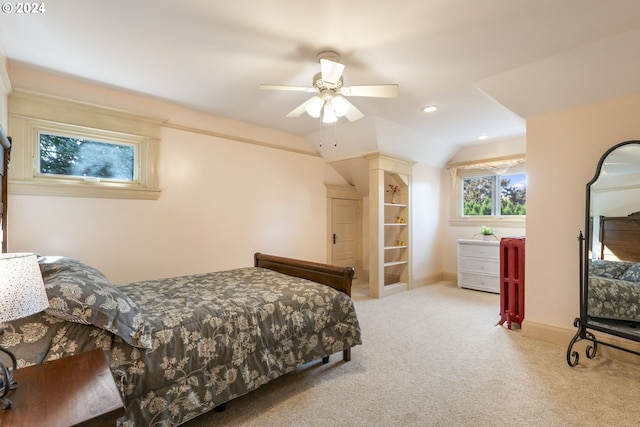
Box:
[1,0,639,167]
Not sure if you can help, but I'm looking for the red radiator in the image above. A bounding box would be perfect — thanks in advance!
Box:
[498,237,525,329]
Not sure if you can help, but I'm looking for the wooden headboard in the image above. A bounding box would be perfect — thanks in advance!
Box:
[0,126,10,254]
[599,212,640,262]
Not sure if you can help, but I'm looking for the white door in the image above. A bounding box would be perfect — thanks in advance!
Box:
[331,198,357,272]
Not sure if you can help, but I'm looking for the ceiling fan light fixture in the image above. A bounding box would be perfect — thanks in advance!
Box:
[332,95,349,117]
[261,50,398,124]
[305,96,324,118]
[322,101,337,124]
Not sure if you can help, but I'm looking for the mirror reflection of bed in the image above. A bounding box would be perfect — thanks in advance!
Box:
[589,213,640,335]
[588,142,640,338]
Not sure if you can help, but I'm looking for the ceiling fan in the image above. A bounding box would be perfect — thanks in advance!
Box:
[259,51,398,124]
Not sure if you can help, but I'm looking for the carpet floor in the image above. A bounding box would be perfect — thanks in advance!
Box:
[183,281,640,427]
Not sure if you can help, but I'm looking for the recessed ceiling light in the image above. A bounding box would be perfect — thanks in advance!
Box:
[477,134,489,140]
[422,105,439,113]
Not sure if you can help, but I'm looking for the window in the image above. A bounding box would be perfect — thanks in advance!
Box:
[8,91,161,199]
[448,156,526,226]
[462,172,526,216]
[38,132,136,182]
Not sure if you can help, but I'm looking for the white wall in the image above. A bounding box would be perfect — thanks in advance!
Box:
[6,65,349,284]
[525,92,640,334]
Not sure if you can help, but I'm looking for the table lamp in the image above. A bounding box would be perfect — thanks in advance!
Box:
[0,253,49,409]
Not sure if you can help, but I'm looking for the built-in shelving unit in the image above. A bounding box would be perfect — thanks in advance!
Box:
[368,153,414,298]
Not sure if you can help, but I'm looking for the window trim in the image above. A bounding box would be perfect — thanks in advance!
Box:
[8,91,161,200]
[448,157,526,227]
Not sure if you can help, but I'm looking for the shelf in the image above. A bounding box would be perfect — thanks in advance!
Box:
[369,162,413,298]
[384,260,408,267]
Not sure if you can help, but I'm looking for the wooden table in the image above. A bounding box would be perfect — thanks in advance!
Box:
[0,349,125,427]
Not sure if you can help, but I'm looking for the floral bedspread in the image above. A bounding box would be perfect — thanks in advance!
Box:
[1,265,362,427]
[588,275,640,322]
[587,259,640,322]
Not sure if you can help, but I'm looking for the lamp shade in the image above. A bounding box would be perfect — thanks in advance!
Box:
[304,96,324,118]
[0,253,49,323]
[322,101,337,123]
[331,95,349,118]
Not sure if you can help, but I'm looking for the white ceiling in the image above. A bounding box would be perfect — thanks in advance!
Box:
[1,0,640,167]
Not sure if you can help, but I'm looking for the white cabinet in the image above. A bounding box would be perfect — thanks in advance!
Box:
[456,239,500,293]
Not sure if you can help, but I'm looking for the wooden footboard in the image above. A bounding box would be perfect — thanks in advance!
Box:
[254,252,356,362]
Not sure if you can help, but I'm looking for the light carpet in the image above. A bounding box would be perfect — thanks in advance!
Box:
[183,281,640,427]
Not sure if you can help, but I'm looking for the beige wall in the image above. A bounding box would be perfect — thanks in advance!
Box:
[525,92,640,334]
[411,162,444,284]
[6,65,349,283]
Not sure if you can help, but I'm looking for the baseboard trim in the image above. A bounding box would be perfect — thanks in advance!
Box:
[522,319,640,365]
[520,320,574,346]
[413,272,449,287]
[442,272,457,283]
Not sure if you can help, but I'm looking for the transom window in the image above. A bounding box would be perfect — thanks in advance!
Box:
[8,90,161,200]
[38,132,136,182]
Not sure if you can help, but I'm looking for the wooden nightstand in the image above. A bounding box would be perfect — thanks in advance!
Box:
[0,349,125,427]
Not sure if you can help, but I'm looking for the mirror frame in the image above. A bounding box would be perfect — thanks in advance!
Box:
[568,139,640,366]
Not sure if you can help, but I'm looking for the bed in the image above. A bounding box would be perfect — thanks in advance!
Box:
[2,254,362,426]
[587,213,640,323]
[0,129,362,426]
[598,212,640,261]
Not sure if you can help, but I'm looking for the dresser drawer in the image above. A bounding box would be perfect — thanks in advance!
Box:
[459,272,500,293]
[458,243,499,259]
[459,257,500,275]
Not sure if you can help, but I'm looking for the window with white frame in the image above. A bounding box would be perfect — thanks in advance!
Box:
[38,131,137,182]
[462,172,526,216]
[8,91,161,200]
[449,157,526,224]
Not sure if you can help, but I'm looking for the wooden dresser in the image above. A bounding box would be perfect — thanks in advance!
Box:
[457,239,500,293]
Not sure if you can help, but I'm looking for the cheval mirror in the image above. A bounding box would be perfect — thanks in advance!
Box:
[567,140,640,366]
[0,126,10,254]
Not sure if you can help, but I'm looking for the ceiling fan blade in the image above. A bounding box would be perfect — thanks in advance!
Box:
[320,58,345,85]
[259,84,317,93]
[342,98,365,122]
[286,97,323,118]
[340,84,399,98]
[286,99,311,117]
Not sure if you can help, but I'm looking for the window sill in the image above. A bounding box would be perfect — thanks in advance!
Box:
[449,217,525,228]
[9,180,161,200]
